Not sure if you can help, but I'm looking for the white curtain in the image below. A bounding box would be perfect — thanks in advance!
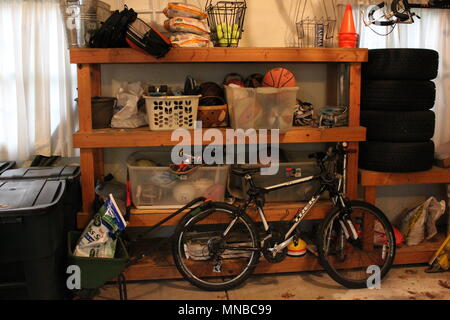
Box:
[0,0,77,162]
[347,6,450,148]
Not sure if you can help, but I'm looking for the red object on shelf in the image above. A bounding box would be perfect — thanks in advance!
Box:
[338,4,358,48]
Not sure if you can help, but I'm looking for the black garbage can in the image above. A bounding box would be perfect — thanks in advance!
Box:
[0,166,81,232]
[0,162,15,175]
[0,179,67,300]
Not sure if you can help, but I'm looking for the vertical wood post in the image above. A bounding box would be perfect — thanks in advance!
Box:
[77,64,103,217]
[346,63,362,200]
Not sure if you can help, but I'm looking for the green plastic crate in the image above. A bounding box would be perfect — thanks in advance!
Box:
[67,231,129,289]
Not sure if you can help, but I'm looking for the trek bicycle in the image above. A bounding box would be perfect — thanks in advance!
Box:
[171,143,396,290]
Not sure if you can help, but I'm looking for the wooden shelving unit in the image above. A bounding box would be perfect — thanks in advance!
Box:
[359,167,449,264]
[71,47,367,281]
[70,47,368,64]
[360,166,450,206]
[123,230,447,281]
[73,126,366,148]
[77,200,333,227]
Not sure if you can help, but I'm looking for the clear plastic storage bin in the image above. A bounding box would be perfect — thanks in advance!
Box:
[225,86,298,132]
[228,161,323,202]
[127,151,229,209]
[144,95,201,131]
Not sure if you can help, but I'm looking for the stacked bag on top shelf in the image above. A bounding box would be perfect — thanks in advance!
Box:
[163,2,212,47]
[359,49,439,172]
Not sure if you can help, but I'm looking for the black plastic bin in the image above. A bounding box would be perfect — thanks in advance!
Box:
[0,166,81,232]
[0,161,15,175]
[0,179,67,300]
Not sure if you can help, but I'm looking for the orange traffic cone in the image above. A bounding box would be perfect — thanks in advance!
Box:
[338,4,358,48]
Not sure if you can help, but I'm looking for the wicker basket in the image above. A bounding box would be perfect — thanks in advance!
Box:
[197,104,229,128]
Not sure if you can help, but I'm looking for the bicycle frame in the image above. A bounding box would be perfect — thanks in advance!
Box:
[229,168,359,257]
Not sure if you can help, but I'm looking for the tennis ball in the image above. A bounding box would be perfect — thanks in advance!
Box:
[216,24,223,39]
[218,38,230,46]
[217,29,223,39]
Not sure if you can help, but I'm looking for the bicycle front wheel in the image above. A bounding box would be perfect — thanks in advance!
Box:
[318,200,396,289]
[172,202,260,291]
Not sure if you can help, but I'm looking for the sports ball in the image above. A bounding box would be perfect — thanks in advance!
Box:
[223,73,245,87]
[262,68,296,88]
[244,73,264,88]
[173,182,196,204]
[136,159,156,167]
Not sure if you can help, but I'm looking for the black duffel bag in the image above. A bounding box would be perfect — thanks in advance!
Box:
[89,6,137,48]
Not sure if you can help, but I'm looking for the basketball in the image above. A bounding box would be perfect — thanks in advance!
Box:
[262,68,296,88]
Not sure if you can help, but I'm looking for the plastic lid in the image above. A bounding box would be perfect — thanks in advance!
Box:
[0,180,64,212]
[0,166,80,180]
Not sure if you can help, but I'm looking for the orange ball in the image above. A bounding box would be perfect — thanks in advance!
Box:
[262,68,297,88]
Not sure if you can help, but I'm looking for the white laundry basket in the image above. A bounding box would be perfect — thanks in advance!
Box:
[144,95,201,131]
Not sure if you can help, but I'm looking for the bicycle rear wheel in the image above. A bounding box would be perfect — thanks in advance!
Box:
[318,200,396,289]
[172,202,260,291]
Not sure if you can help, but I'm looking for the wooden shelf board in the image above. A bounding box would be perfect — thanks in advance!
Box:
[70,48,368,64]
[76,201,332,228]
[73,126,366,148]
[359,167,450,186]
[122,233,445,281]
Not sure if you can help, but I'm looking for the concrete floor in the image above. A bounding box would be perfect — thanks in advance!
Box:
[95,265,450,300]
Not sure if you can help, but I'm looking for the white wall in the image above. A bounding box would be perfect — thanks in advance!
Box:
[103,0,340,47]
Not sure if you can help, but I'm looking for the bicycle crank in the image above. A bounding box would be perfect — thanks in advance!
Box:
[263,233,288,263]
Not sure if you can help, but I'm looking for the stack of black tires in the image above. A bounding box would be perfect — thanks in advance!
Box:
[359,49,439,172]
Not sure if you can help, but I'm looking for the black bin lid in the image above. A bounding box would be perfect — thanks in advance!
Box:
[0,161,16,175]
[0,165,80,181]
[0,180,65,215]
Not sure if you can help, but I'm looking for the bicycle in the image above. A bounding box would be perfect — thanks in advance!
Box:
[363,0,420,35]
[171,142,396,290]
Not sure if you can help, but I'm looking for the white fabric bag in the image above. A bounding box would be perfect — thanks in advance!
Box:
[111,82,148,128]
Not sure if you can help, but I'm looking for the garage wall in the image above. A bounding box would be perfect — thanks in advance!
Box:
[103,0,339,48]
[92,0,447,225]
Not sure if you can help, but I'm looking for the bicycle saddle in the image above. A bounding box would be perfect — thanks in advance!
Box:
[231,167,260,177]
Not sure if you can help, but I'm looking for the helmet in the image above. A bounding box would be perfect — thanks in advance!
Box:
[287,238,307,257]
[318,106,348,128]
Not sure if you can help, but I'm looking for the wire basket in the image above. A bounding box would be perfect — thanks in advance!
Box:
[296,19,336,48]
[205,0,247,47]
[295,0,337,47]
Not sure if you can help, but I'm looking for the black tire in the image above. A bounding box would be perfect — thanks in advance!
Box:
[359,140,435,172]
[361,80,436,111]
[172,202,260,291]
[318,200,396,289]
[363,49,439,80]
[361,110,435,142]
